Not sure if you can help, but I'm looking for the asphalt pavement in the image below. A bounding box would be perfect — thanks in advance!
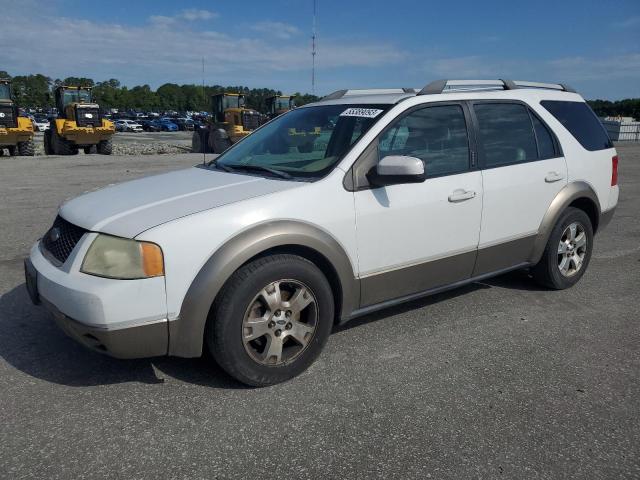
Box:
[0,146,638,479]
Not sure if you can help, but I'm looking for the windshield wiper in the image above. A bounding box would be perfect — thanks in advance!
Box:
[222,164,293,180]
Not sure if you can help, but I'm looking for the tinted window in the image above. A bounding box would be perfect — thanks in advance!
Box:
[474,103,537,168]
[541,100,612,151]
[531,113,556,159]
[379,105,469,177]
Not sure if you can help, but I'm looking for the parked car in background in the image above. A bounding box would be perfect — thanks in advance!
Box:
[158,118,178,132]
[115,119,143,133]
[140,119,161,132]
[174,118,195,131]
[32,116,50,132]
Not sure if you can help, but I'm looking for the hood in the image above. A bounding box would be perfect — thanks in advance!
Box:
[60,166,301,238]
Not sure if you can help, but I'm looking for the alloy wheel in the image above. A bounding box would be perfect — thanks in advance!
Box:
[557,222,587,277]
[242,280,318,365]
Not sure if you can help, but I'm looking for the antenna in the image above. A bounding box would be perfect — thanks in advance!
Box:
[311,0,317,95]
[202,56,206,165]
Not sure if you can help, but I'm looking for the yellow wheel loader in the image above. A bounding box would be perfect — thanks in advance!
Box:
[192,93,262,154]
[265,95,296,120]
[265,94,320,153]
[0,79,35,157]
[44,86,115,155]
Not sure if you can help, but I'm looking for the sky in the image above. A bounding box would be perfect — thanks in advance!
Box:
[1,0,639,100]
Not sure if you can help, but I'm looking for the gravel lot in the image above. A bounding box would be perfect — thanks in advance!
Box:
[29,130,194,156]
[0,145,639,479]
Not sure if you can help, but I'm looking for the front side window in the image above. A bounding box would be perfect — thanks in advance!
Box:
[212,104,390,179]
[474,103,538,168]
[541,100,612,151]
[378,104,470,177]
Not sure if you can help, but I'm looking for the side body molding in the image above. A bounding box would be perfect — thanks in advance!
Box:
[169,220,359,357]
[528,181,601,265]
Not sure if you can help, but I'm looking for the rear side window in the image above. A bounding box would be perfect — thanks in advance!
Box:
[474,103,538,168]
[541,100,612,151]
[531,114,556,159]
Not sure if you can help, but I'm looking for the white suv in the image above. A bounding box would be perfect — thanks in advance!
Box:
[25,79,618,386]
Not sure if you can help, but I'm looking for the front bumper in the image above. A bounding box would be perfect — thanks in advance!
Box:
[26,238,168,359]
[0,126,33,145]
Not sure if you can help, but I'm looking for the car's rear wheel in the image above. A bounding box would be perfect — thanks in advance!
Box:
[206,254,334,386]
[531,207,594,289]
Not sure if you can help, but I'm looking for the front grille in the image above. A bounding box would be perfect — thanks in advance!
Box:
[242,111,261,131]
[75,106,101,127]
[0,104,17,128]
[42,216,88,264]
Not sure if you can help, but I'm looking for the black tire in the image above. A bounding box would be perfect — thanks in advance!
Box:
[7,145,17,156]
[52,130,76,155]
[97,139,113,155]
[17,140,35,156]
[207,254,334,386]
[191,129,209,153]
[531,207,594,289]
[44,130,53,155]
[83,145,97,154]
[211,129,232,154]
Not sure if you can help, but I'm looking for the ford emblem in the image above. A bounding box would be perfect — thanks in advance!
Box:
[49,227,61,242]
[86,113,93,119]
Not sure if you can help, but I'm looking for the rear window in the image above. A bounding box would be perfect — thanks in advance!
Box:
[541,100,612,151]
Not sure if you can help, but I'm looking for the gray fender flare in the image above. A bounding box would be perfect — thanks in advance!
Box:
[528,181,601,265]
[169,220,359,357]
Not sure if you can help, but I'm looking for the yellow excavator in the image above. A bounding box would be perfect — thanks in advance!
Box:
[0,79,35,156]
[192,93,262,154]
[44,85,115,155]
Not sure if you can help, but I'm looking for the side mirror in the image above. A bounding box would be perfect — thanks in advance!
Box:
[368,155,426,187]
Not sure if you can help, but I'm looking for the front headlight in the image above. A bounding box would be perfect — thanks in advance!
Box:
[81,234,164,279]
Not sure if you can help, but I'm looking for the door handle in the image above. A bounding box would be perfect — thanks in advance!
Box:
[448,189,476,203]
[545,171,564,183]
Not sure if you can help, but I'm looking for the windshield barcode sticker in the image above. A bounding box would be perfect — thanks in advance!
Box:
[339,108,384,118]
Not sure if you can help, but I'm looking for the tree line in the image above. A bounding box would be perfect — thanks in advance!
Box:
[2,71,638,119]
[0,71,320,113]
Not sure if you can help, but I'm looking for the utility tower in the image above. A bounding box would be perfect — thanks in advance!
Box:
[312,0,317,95]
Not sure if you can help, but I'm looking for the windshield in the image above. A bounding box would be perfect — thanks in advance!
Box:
[0,84,10,100]
[220,95,243,110]
[212,104,389,179]
[63,89,91,106]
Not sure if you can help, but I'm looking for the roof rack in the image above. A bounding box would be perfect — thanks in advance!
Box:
[321,88,416,101]
[417,79,576,95]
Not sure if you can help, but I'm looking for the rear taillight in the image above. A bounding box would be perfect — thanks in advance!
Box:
[611,155,619,186]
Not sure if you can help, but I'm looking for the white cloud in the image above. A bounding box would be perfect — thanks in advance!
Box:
[250,21,301,40]
[149,9,217,25]
[611,16,640,29]
[0,8,405,92]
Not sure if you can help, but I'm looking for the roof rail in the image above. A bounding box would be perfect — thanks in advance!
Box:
[417,79,576,95]
[321,88,416,101]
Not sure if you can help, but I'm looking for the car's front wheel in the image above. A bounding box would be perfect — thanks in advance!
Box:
[207,254,334,386]
[532,207,594,289]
